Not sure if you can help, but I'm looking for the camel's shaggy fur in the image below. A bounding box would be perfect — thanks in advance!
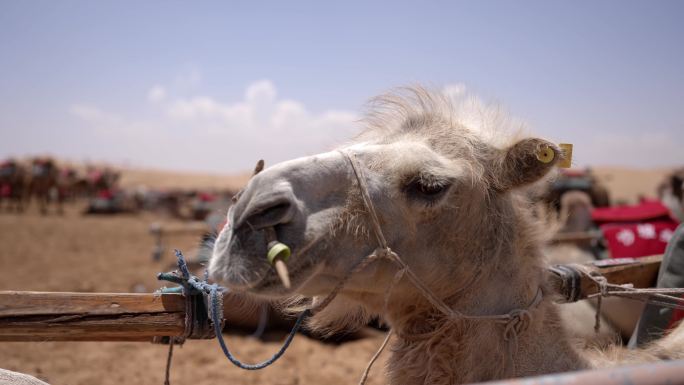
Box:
[210,86,684,384]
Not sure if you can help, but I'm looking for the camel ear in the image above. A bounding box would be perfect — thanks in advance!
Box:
[491,138,563,192]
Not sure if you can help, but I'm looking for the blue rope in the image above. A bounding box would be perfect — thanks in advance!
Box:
[158,249,309,370]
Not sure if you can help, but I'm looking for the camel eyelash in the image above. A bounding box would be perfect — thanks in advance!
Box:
[402,174,453,205]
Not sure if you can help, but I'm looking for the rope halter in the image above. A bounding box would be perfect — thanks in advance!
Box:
[339,149,544,324]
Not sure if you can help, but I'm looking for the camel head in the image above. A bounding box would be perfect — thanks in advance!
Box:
[209,88,564,330]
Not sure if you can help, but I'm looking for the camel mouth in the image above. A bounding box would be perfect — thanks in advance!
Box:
[208,224,320,297]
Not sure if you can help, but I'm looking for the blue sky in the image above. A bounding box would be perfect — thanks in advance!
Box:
[1,0,683,173]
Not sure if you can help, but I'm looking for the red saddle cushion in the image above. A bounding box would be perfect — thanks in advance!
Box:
[601,221,680,259]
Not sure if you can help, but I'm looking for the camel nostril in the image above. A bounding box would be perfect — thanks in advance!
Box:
[242,200,294,230]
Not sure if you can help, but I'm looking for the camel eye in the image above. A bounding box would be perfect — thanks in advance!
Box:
[403,177,451,204]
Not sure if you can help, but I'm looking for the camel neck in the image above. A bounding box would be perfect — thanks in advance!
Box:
[385,273,588,385]
[386,293,586,384]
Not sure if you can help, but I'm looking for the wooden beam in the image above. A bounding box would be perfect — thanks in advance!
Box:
[0,255,664,342]
[0,291,283,342]
[548,255,662,302]
[0,291,185,317]
[0,292,186,342]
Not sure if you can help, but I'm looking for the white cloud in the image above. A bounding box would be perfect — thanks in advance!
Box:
[246,79,277,105]
[68,80,683,173]
[163,80,358,149]
[69,79,358,173]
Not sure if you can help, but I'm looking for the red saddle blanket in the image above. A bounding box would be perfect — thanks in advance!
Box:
[593,200,680,259]
[601,221,679,259]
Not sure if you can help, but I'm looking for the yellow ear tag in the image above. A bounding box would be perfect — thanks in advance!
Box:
[558,143,573,168]
[536,146,555,164]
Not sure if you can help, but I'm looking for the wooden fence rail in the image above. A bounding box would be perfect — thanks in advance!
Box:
[0,255,663,342]
[0,292,185,341]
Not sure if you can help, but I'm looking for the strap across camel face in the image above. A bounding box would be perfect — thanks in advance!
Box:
[208,90,565,327]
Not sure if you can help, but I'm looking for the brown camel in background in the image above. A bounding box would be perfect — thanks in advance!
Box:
[0,159,28,212]
[28,158,61,215]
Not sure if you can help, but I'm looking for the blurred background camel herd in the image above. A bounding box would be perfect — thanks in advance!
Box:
[0,156,238,219]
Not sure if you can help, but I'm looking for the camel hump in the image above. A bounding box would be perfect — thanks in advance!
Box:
[0,369,49,385]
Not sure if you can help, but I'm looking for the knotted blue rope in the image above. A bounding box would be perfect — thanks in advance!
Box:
[157,250,309,370]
